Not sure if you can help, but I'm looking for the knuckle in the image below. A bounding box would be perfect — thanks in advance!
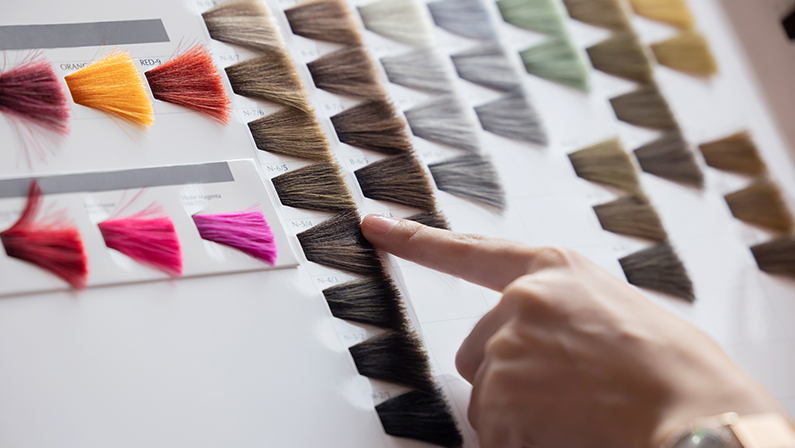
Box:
[501,276,556,315]
[532,246,577,269]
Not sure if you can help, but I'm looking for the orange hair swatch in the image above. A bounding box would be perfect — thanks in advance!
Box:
[64,50,154,127]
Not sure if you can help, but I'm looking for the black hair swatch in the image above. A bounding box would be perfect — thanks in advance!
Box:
[323,276,407,329]
[350,331,436,391]
[376,388,464,448]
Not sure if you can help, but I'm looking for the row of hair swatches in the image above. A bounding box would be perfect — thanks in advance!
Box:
[0,45,232,143]
[202,1,463,447]
[0,182,278,289]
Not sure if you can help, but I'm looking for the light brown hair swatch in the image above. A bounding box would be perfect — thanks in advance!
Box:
[285,0,362,45]
[593,195,668,242]
[751,238,795,278]
[225,53,311,112]
[354,154,437,211]
[633,129,704,188]
[331,99,412,155]
[568,138,642,194]
[307,46,385,99]
[562,0,629,29]
[698,131,766,176]
[202,0,283,53]
[651,31,717,77]
[586,30,654,84]
[248,108,331,161]
[725,179,794,233]
[610,85,678,130]
[296,210,383,276]
[619,242,694,302]
[272,162,357,212]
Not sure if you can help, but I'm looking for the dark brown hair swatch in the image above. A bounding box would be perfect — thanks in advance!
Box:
[331,100,412,154]
[586,30,654,84]
[202,0,283,53]
[429,154,506,211]
[285,0,362,45]
[376,388,463,448]
[751,238,795,277]
[225,54,311,112]
[405,94,481,152]
[355,154,437,211]
[619,242,694,302]
[561,0,629,29]
[308,46,384,99]
[451,43,522,92]
[593,195,668,242]
[407,210,451,230]
[380,49,454,93]
[698,131,766,176]
[349,331,436,391]
[296,210,382,276]
[609,85,678,130]
[248,107,331,161]
[633,129,704,188]
[568,138,642,194]
[427,0,497,41]
[272,162,356,212]
[724,179,794,233]
[475,90,547,145]
[323,276,407,329]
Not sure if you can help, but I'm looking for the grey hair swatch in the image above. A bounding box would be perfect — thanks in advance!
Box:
[405,94,481,152]
[358,0,434,47]
[381,48,455,93]
[475,90,547,145]
[451,42,522,92]
[427,0,497,40]
[429,153,506,210]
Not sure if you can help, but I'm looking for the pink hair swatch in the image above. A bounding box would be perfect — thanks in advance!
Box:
[0,57,70,136]
[192,209,277,265]
[0,181,88,288]
[98,204,183,277]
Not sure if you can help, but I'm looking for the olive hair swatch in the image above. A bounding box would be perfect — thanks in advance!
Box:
[451,43,522,92]
[380,49,454,93]
[751,238,795,278]
[593,195,668,242]
[475,90,547,144]
[698,131,766,176]
[307,46,384,99]
[610,85,678,130]
[349,331,436,391]
[633,129,704,188]
[651,31,717,77]
[586,30,654,84]
[331,100,412,154]
[202,0,283,53]
[429,154,507,210]
[248,107,331,161]
[521,35,590,91]
[376,388,463,448]
[357,0,434,47]
[272,162,356,212]
[619,242,694,302]
[561,0,629,29]
[296,210,382,276]
[405,94,481,152]
[568,138,641,194]
[225,54,311,112]
[323,276,407,329]
[354,154,437,211]
[284,0,362,45]
[427,0,497,41]
[724,179,794,233]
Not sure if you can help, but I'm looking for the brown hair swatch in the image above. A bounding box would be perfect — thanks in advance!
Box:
[751,238,795,277]
[610,85,678,130]
[633,129,704,188]
[323,276,407,329]
[202,0,283,53]
[248,108,331,161]
[699,131,766,176]
[349,330,436,391]
[568,138,642,194]
[429,154,506,211]
[331,99,412,154]
[651,31,717,77]
[593,195,668,242]
[285,0,362,45]
[307,46,384,99]
[406,210,451,230]
[405,94,481,152]
[586,30,654,84]
[725,179,794,233]
[296,210,382,276]
[225,54,311,112]
[272,162,356,212]
[619,242,694,302]
[354,154,437,211]
[561,0,629,29]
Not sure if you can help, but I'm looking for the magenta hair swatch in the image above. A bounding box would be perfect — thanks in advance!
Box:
[98,204,183,277]
[192,209,277,265]
[0,181,88,288]
[0,57,70,136]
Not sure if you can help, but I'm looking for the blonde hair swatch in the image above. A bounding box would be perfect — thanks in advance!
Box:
[628,0,694,29]
[202,0,283,53]
[358,0,433,47]
[586,30,654,84]
[609,85,677,130]
[248,108,331,161]
[633,129,704,188]
[725,179,794,233]
[225,54,311,112]
[651,31,718,77]
[308,46,384,99]
[568,138,642,194]
[285,0,362,45]
[698,131,766,176]
[405,94,480,152]
[272,162,357,212]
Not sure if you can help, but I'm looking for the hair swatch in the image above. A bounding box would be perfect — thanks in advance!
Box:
[593,195,668,241]
[350,331,435,391]
[0,57,69,138]
[308,46,384,99]
[144,44,230,124]
[568,138,641,194]
[634,130,704,188]
[0,182,88,289]
[64,50,153,127]
[475,90,547,144]
[496,0,565,35]
[248,107,331,161]
[521,35,590,91]
[358,0,434,47]
[272,162,357,212]
[285,0,362,45]
[202,0,283,53]
[380,49,454,93]
[451,43,522,92]
[651,31,717,77]
[427,0,497,41]
[751,238,795,278]
[561,0,629,29]
[323,276,407,328]
[355,154,437,211]
[406,210,451,230]
[98,204,182,277]
[724,179,794,233]
[192,209,277,264]
[376,389,463,448]
[225,54,310,112]
[331,99,411,154]
[429,154,506,210]
[698,131,765,176]
[586,31,653,84]
[627,0,693,29]
[405,94,480,152]
[296,210,382,276]
[619,242,694,302]
[610,85,677,130]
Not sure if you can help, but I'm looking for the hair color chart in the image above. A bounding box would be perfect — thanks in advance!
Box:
[2,0,795,446]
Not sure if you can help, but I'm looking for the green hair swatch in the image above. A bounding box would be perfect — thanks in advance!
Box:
[520,35,590,91]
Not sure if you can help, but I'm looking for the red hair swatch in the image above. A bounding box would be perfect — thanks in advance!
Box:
[0,57,70,136]
[144,44,231,124]
[0,182,88,289]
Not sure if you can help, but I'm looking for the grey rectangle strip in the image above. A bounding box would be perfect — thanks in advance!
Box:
[0,19,169,50]
[0,162,234,198]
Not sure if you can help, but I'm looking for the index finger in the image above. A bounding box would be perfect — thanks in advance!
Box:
[361,214,539,291]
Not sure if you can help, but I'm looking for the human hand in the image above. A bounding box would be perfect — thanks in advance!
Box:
[361,215,784,448]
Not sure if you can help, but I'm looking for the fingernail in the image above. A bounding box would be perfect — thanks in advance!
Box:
[364,214,398,234]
